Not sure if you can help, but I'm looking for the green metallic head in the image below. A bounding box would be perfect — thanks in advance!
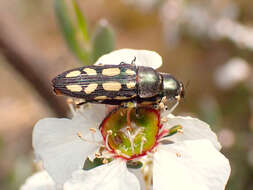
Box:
[160,73,184,100]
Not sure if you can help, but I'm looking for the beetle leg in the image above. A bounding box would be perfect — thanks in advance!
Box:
[165,98,180,114]
[76,101,87,107]
[131,56,136,65]
[119,56,136,65]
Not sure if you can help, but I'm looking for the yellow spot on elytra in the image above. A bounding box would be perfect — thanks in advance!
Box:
[66,70,81,78]
[125,69,135,75]
[126,81,136,89]
[113,96,130,100]
[83,68,97,75]
[94,96,108,100]
[141,101,153,105]
[84,83,98,94]
[102,68,120,76]
[66,84,82,92]
[102,82,121,91]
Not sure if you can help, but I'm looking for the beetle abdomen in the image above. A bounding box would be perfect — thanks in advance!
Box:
[52,64,137,104]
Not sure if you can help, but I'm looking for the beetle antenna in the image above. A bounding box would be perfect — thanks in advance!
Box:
[186,80,190,89]
[183,80,190,103]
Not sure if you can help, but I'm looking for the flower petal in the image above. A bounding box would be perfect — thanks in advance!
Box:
[64,160,140,190]
[163,114,221,150]
[33,104,105,185]
[94,49,162,69]
[153,140,231,190]
[20,171,56,190]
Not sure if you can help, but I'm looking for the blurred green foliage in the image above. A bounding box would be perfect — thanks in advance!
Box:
[54,0,115,65]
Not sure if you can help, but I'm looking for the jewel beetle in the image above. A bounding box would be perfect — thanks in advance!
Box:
[52,63,184,105]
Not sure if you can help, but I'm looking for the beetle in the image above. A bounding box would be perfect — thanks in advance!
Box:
[52,63,184,106]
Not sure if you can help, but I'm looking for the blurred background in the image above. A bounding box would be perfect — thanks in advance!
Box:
[0,0,252,189]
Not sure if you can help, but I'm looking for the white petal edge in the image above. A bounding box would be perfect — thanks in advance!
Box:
[162,114,221,150]
[33,104,105,185]
[94,49,162,69]
[64,159,140,190]
[153,140,231,190]
[20,171,56,190]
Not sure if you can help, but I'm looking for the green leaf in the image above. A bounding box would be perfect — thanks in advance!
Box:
[72,0,89,43]
[91,19,115,63]
[83,157,104,170]
[126,160,143,169]
[54,0,90,64]
[163,125,183,138]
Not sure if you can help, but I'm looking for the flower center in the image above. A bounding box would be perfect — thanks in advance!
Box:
[100,107,161,159]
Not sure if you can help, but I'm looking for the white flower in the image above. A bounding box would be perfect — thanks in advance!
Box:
[95,49,162,69]
[32,104,106,185]
[30,49,230,190]
[20,171,56,190]
[63,114,230,190]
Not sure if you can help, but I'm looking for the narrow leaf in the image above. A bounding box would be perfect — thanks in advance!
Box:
[72,0,89,42]
[91,19,115,63]
[54,0,90,64]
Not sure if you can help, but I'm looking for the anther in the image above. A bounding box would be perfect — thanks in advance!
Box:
[89,128,97,133]
[107,130,113,135]
[115,149,122,156]
[103,159,109,164]
[77,132,104,146]
[177,129,183,134]
[161,117,168,123]
[159,102,165,110]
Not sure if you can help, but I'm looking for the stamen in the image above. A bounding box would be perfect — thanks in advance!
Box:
[103,159,109,164]
[161,117,168,123]
[159,125,168,136]
[115,149,131,159]
[77,132,104,146]
[89,128,97,141]
[89,128,97,133]
[158,136,177,143]
[140,137,146,153]
[159,102,165,110]
[101,150,115,159]
[120,111,124,116]
[132,127,144,139]
[176,152,181,157]
[127,130,135,155]
[105,130,113,151]
[95,152,101,158]
[177,129,183,133]
[67,98,76,115]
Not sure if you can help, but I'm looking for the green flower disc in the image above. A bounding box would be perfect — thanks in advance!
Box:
[100,107,160,159]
